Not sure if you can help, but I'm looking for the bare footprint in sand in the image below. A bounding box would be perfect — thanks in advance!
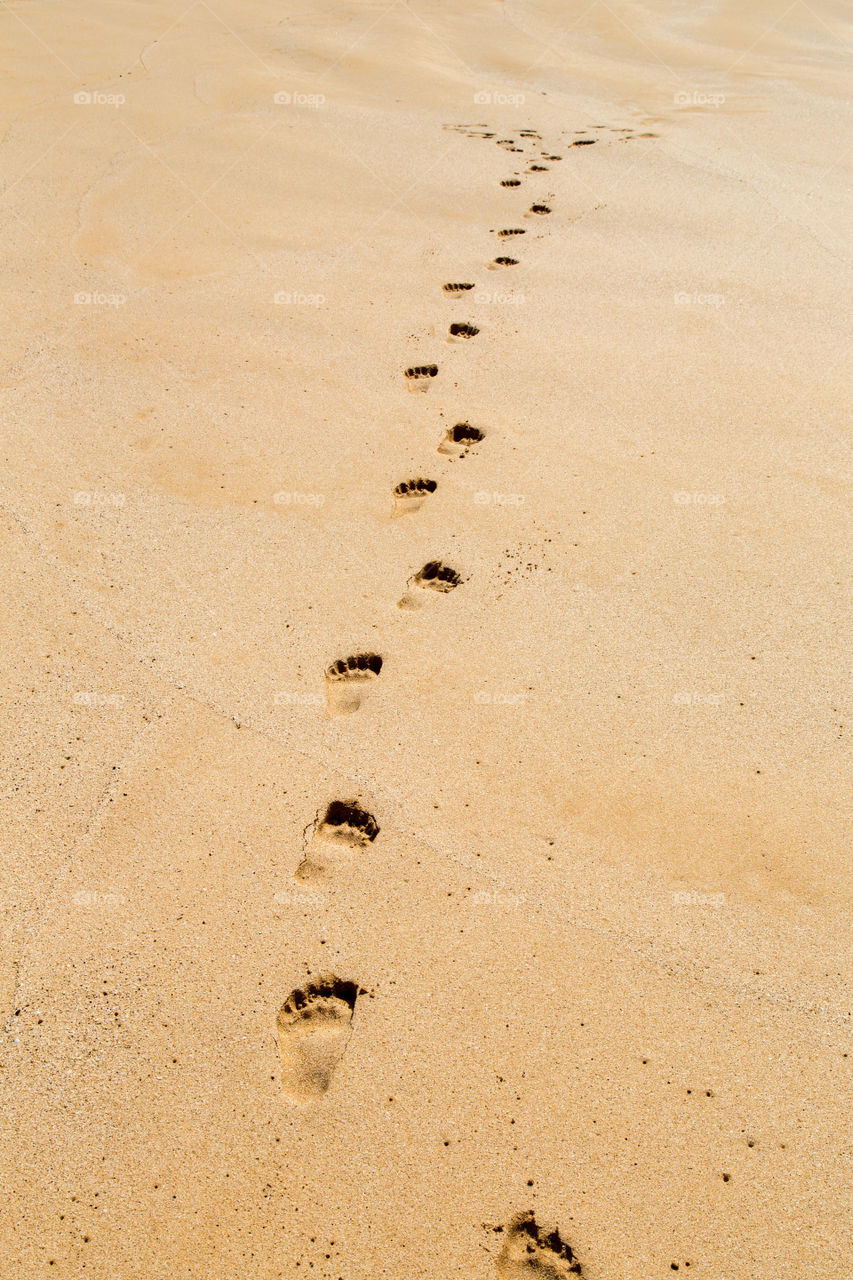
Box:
[496,1212,583,1279]
[405,364,439,392]
[276,975,362,1102]
[325,653,383,715]
[448,322,480,341]
[438,422,484,459]
[393,477,437,515]
[444,282,475,293]
[489,256,519,269]
[398,560,462,609]
[296,799,379,880]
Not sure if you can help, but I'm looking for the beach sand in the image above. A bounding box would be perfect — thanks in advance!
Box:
[1,2,851,1276]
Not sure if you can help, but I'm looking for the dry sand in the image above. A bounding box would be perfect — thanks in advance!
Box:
[1,2,851,1277]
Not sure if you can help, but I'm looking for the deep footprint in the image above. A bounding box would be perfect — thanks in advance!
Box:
[529,204,551,214]
[449,322,479,339]
[496,1212,583,1279]
[438,422,484,458]
[490,256,519,268]
[399,560,462,609]
[444,282,475,293]
[393,477,437,515]
[501,178,522,187]
[497,228,526,237]
[276,975,363,1102]
[325,653,383,716]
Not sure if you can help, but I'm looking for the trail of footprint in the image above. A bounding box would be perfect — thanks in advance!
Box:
[325,653,383,716]
[393,477,437,516]
[296,799,380,881]
[276,975,363,1102]
[496,1212,583,1279]
[398,560,462,610]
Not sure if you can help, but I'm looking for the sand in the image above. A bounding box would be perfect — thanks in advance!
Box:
[1,2,851,1277]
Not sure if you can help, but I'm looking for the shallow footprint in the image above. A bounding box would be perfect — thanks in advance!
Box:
[325,652,383,715]
[405,364,439,392]
[496,1212,583,1279]
[438,422,484,459]
[393,477,437,516]
[398,560,462,609]
[276,975,362,1103]
[296,799,380,880]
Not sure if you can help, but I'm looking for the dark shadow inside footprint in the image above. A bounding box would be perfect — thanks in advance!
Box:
[283,976,360,1015]
[497,228,526,237]
[529,204,551,214]
[501,179,522,187]
[417,560,461,590]
[449,322,479,338]
[528,164,548,171]
[492,256,519,266]
[321,800,379,843]
[573,139,596,146]
[444,282,475,292]
[439,422,484,458]
[496,1211,583,1279]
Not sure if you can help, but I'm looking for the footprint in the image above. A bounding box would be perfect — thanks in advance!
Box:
[489,256,519,268]
[325,653,383,716]
[544,154,562,160]
[398,560,462,609]
[276,975,363,1102]
[449,322,479,340]
[444,282,475,293]
[438,422,484,459]
[528,164,548,172]
[529,204,551,215]
[497,228,526,238]
[496,138,515,146]
[405,364,439,392]
[572,139,596,146]
[501,179,522,187]
[393,477,437,516]
[296,799,380,880]
[496,1212,583,1279]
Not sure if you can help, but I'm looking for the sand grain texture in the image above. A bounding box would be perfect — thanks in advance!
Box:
[1,2,851,1278]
